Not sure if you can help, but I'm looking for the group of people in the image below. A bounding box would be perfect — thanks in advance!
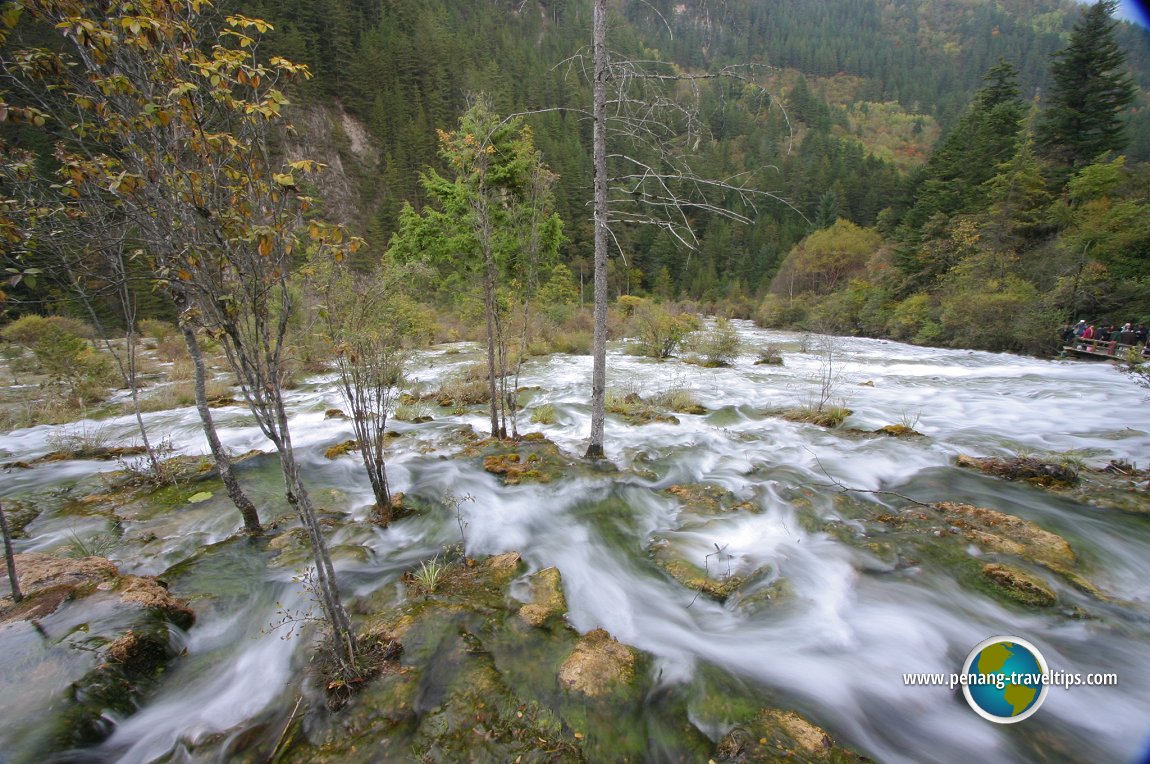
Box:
[1062,320,1150,356]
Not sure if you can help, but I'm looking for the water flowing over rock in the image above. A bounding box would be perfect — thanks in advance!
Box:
[3,325,1150,763]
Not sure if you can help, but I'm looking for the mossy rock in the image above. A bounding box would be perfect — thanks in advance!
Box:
[369,492,420,526]
[518,566,567,627]
[29,445,149,464]
[664,483,759,516]
[463,436,574,486]
[557,627,638,698]
[782,407,853,428]
[932,502,1075,571]
[648,538,746,602]
[714,708,869,763]
[605,392,682,425]
[1040,465,1150,516]
[730,576,794,614]
[324,408,347,419]
[0,498,40,538]
[874,424,923,437]
[284,547,721,763]
[0,554,193,755]
[690,666,868,763]
[206,395,240,408]
[864,502,1105,606]
[324,439,360,459]
[981,563,1056,607]
[956,454,1078,488]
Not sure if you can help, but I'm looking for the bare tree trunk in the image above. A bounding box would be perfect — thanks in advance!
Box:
[366,430,392,510]
[181,323,262,534]
[272,410,356,672]
[482,245,504,439]
[0,499,21,603]
[65,249,164,477]
[585,0,609,460]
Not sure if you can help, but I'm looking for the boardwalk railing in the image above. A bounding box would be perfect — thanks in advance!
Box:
[1064,336,1144,359]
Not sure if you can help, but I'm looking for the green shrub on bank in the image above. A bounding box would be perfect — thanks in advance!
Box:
[1,315,116,406]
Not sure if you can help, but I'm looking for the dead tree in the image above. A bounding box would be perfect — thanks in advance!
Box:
[577,0,798,458]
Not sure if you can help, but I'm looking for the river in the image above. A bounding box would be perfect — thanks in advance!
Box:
[2,323,1149,763]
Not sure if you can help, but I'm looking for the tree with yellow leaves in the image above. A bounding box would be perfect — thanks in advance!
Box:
[0,0,362,672]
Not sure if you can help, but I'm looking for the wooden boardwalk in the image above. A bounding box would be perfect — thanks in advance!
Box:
[1062,337,1144,361]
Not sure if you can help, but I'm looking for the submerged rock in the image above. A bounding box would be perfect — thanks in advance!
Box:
[933,502,1075,570]
[713,707,868,762]
[956,454,1078,488]
[664,483,758,516]
[981,563,1057,607]
[648,538,746,602]
[0,553,194,756]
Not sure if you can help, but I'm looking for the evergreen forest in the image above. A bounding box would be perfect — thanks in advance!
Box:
[4,3,1150,763]
[3,0,1150,356]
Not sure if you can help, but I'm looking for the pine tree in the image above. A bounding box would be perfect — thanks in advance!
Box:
[898,60,1025,241]
[1037,0,1136,171]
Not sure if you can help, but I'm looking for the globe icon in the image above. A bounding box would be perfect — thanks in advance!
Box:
[962,636,1049,723]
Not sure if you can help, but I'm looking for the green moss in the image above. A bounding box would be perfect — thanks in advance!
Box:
[782,405,853,428]
[981,563,1057,607]
[324,439,359,459]
[874,424,923,437]
[465,436,573,485]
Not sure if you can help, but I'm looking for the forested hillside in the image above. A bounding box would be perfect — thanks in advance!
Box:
[234,0,1150,339]
[3,0,1149,353]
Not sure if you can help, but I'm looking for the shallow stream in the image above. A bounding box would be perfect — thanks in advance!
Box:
[3,323,1149,763]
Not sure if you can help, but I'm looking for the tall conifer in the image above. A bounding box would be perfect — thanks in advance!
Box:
[1037,0,1136,170]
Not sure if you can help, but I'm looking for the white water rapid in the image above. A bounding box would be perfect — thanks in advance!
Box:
[2,323,1149,763]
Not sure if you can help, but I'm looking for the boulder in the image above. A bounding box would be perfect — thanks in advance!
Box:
[558,628,637,697]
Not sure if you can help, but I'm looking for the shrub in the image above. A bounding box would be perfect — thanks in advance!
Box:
[530,403,557,425]
[138,319,178,341]
[695,317,741,366]
[394,400,432,422]
[755,345,784,365]
[757,293,809,328]
[630,303,700,359]
[886,293,938,343]
[2,316,117,405]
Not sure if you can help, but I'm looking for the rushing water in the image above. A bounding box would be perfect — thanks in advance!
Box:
[3,323,1150,764]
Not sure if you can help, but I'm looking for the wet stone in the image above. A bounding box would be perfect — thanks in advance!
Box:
[557,628,637,698]
[518,566,567,627]
[981,563,1057,608]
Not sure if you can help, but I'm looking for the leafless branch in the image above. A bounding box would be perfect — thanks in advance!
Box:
[804,447,935,509]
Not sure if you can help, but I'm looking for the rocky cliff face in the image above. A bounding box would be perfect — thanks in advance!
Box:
[284,103,382,232]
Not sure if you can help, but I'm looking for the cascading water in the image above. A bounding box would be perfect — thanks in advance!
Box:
[2,322,1149,763]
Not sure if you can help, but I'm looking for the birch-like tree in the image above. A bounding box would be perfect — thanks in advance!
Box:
[0,0,360,671]
[317,261,422,520]
[581,0,794,458]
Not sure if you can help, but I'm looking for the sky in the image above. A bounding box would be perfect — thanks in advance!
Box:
[1103,1,1149,27]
